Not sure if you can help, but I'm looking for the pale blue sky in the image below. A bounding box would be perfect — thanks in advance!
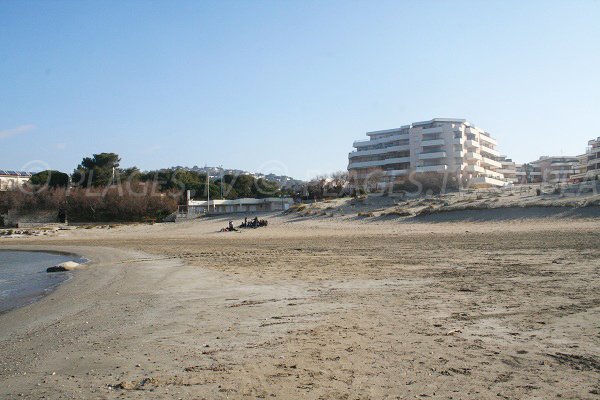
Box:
[1,0,599,179]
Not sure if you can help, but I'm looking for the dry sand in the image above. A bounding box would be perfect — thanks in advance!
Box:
[1,208,599,399]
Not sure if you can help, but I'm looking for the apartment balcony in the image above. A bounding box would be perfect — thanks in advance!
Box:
[549,169,578,175]
[421,126,444,134]
[464,164,505,179]
[480,145,500,157]
[465,139,480,148]
[484,169,505,179]
[465,165,485,173]
[481,156,502,168]
[479,134,498,146]
[353,133,408,148]
[416,165,448,172]
[453,138,464,145]
[470,176,508,187]
[348,145,410,158]
[421,139,445,147]
[348,157,411,169]
[384,169,410,177]
[466,152,482,160]
[418,151,446,160]
[497,168,516,175]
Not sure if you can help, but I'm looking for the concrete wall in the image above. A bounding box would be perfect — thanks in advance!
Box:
[5,209,59,228]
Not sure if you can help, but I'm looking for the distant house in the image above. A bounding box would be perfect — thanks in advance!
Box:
[528,156,581,184]
[177,197,294,218]
[571,137,600,182]
[585,137,600,179]
[0,170,32,191]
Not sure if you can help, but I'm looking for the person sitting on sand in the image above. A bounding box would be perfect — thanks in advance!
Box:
[228,221,239,231]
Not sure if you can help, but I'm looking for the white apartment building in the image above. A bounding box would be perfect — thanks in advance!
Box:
[528,156,580,184]
[348,118,508,188]
[498,156,519,184]
[0,170,32,191]
[584,137,600,179]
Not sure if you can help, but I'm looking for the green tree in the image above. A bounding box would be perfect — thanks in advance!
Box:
[29,170,69,188]
[72,153,121,187]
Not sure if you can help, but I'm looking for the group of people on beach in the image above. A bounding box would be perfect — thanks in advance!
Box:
[240,216,268,229]
[221,216,268,232]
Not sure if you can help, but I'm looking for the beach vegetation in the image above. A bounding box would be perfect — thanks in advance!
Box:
[29,170,70,189]
[72,153,122,187]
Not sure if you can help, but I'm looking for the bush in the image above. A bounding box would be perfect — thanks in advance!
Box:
[416,206,436,216]
[29,170,69,188]
[536,188,542,196]
[294,204,307,212]
[0,184,178,223]
[352,188,366,197]
[382,209,412,217]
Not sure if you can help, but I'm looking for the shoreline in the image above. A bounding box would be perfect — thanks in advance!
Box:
[0,248,90,316]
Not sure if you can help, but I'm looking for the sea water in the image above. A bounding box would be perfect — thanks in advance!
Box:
[0,251,86,314]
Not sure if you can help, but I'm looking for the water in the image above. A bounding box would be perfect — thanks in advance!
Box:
[0,251,86,314]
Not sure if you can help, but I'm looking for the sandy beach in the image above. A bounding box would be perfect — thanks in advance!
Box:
[1,209,599,399]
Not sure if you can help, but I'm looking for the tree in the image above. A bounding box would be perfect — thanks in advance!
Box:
[328,171,350,196]
[29,170,69,189]
[72,153,121,187]
[307,176,327,200]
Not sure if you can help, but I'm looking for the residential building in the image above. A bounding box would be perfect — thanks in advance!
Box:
[526,156,580,184]
[178,197,294,217]
[0,170,32,191]
[348,118,508,188]
[498,156,518,184]
[515,163,536,184]
[513,162,526,184]
[585,137,600,179]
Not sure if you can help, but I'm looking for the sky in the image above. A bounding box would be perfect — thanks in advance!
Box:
[1,0,599,180]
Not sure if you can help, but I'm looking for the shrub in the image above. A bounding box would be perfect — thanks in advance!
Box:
[357,211,374,218]
[382,209,412,217]
[294,204,307,212]
[0,184,178,223]
[29,170,70,188]
[536,188,542,196]
[416,206,437,216]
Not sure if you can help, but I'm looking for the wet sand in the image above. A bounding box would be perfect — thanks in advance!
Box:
[1,212,599,399]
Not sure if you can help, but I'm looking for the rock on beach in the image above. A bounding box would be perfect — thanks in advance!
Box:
[47,261,81,273]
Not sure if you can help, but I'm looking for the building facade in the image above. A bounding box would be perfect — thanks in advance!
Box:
[0,170,32,191]
[515,163,535,184]
[584,137,600,179]
[178,197,294,217]
[348,118,508,188]
[497,156,519,184]
[527,156,581,184]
